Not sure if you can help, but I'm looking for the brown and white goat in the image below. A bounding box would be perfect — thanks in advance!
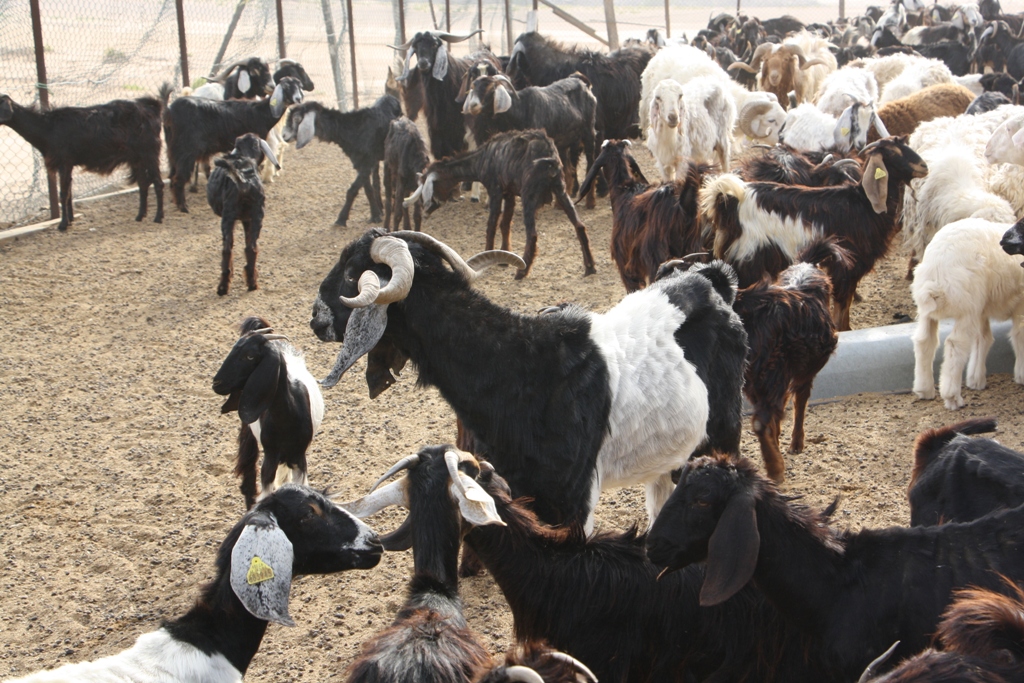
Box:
[577,139,709,293]
[700,135,928,330]
[728,34,836,109]
[733,237,852,482]
[405,129,596,279]
[383,117,429,232]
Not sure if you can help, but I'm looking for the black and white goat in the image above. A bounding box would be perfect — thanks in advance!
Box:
[0,85,171,231]
[205,133,279,296]
[164,76,304,212]
[5,485,381,683]
[311,229,747,531]
[461,73,597,206]
[194,57,275,100]
[213,317,324,509]
[404,129,596,279]
[281,95,402,227]
[700,136,928,330]
[382,117,429,232]
[647,454,1024,681]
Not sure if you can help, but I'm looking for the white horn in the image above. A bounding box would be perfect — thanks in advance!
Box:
[548,653,599,683]
[341,270,382,308]
[370,236,415,304]
[369,454,421,492]
[335,478,408,518]
[504,667,545,683]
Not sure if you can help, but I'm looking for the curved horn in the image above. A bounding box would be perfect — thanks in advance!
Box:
[207,58,251,83]
[258,137,281,170]
[391,230,477,281]
[493,74,516,89]
[369,454,421,493]
[547,653,599,683]
[432,29,484,42]
[403,180,426,208]
[277,58,297,66]
[736,99,776,138]
[503,667,545,683]
[340,270,382,309]
[831,158,862,170]
[446,450,468,497]
[749,42,775,71]
[262,333,289,341]
[370,236,415,304]
[465,250,527,272]
[728,60,760,73]
[248,327,274,335]
[387,37,415,50]
[857,641,901,683]
[335,478,408,518]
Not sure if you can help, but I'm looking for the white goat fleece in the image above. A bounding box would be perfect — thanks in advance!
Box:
[912,218,1024,411]
[779,103,839,153]
[849,53,926,90]
[588,287,710,530]
[3,629,241,683]
[814,67,879,117]
[879,59,952,104]
[646,77,735,180]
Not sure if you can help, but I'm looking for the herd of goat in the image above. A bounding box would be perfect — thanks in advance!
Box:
[9,0,1024,680]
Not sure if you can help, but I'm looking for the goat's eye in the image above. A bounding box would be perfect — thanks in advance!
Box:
[694,499,711,508]
[246,353,256,361]
[308,502,324,517]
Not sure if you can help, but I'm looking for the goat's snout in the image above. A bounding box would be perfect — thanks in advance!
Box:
[666,112,679,127]
[768,70,782,87]
[417,57,432,72]
[310,297,337,342]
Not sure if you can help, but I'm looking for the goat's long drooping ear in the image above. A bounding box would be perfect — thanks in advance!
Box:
[258,137,281,169]
[321,303,389,388]
[433,42,449,81]
[862,152,890,214]
[493,84,513,113]
[239,348,282,424]
[296,110,316,149]
[649,97,662,135]
[700,491,759,606]
[871,111,889,139]
[269,82,287,117]
[445,450,505,526]
[230,512,296,626]
[238,69,251,95]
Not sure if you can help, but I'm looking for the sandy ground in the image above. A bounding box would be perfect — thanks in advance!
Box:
[2,134,1024,681]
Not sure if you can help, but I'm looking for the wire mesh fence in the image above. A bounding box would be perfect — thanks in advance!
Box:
[0,0,960,228]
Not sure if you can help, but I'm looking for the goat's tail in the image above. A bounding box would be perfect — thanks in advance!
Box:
[698,173,746,249]
[239,315,273,335]
[911,417,998,483]
[797,235,853,293]
[158,82,173,110]
[938,579,1024,659]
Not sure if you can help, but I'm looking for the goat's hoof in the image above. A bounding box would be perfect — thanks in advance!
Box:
[788,444,804,455]
[154,216,163,224]
[583,266,597,277]
[470,197,480,203]
[913,388,936,401]
[217,287,229,296]
[334,220,347,228]
[57,223,69,232]
[514,269,529,280]
[188,186,198,194]
[135,214,145,222]
[247,283,259,292]
[370,215,383,224]
[943,396,965,410]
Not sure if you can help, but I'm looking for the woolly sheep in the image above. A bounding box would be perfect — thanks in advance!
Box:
[646,77,736,179]
[879,59,954,103]
[849,53,928,89]
[912,217,1024,410]
[872,83,977,140]
[815,67,880,117]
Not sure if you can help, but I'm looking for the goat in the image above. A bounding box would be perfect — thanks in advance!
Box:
[264,59,315,183]
[3,485,381,683]
[404,129,596,279]
[390,30,499,162]
[912,217,1024,410]
[462,73,597,206]
[978,20,1024,80]
[866,582,1024,683]
[646,453,1024,682]
[731,237,852,483]
[382,117,429,232]
[737,146,862,186]
[779,100,889,153]
[700,136,928,330]
[0,85,170,232]
[505,31,654,143]
[475,644,597,683]
[728,33,837,109]
[577,139,709,293]
[342,446,830,683]
[311,229,746,531]
[213,317,324,509]
[905,417,1024,526]
[164,77,303,212]
[281,95,401,227]
[645,77,736,179]
[205,134,279,296]
[814,66,881,117]
[870,83,977,141]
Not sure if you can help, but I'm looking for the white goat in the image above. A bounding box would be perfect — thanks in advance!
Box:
[879,59,953,104]
[779,100,885,153]
[849,53,926,90]
[646,77,735,179]
[912,218,1024,410]
[815,67,880,117]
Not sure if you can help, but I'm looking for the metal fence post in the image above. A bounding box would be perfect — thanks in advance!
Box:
[175,0,190,87]
[321,0,346,108]
[211,0,249,75]
[29,0,58,220]
[446,0,451,32]
[603,0,619,50]
[276,0,286,59]
[505,0,513,54]
[665,0,671,38]
[346,0,358,108]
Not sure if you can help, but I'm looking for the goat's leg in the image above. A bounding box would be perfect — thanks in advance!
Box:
[498,195,516,253]
[912,315,940,400]
[484,193,504,251]
[218,217,235,296]
[152,164,164,224]
[383,168,394,231]
[242,215,262,292]
[134,164,150,222]
[832,291,854,332]
[413,202,422,232]
[517,198,539,280]
[789,381,814,454]
[554,187,597,276]
[260,451,280,502]
[56,166,73,231]
[752,404,786,483]
[335,172,366,227]
[939,320,974,410]
[1011,317,1024,385]
[172,157,193,212]
[644,472,677,528]
[582,136,596,209]
[906,253,918,281]
[367,165,383,223]
[966,316,993,391]
[237,425,260,509]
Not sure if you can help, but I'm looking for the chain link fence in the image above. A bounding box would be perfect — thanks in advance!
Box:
[1,0,920,228]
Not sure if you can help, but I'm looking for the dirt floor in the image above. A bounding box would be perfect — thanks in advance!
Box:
[2,135,1024,682]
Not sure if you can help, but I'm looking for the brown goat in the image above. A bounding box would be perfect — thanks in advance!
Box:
[729,41,832,109]
[869,83,977,142]
[733,237,851,482]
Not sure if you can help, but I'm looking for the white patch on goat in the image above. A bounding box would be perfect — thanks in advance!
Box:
[284,349,324,434]
[726,187,813,263]
[588,289,709,524]
[5,629,241,683]
[249,419,262,443]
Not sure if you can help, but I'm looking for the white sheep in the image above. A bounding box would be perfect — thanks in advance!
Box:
[879,59,953,104]
[912,217,1024,410]
[646,77,736,180]
[849,53,927,90]
[814,67,880,117]
[779,100,885,153]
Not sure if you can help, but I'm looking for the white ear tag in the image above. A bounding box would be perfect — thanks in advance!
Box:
[450,473,505,527]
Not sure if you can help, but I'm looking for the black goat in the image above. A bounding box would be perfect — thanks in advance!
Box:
[312,230,746,530]
[405,129,596,279]
[205,133,279,295]
[0,85,170,232]
[213,316,324,509]
[505,31,654,144]
[906,417,1024,526]
[164,76,303,212]
[737,146,862,186]
[462,74,597,207]
[978,21,1024,79]
[967,90,1015,114]
[221,57,274,100]
[383,117,429,232]
[281,95,401,226]
[391,30,500,161]
[647,454,1024,681]
[272,59,314,92]
[867,582,1024,683]
[8,484,381,681]
[915,40,974,76]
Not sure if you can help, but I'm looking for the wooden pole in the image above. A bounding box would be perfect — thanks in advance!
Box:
[839,0,846,19]
[505,0,513,54]
[603,0,619,50]
[664,0,671,38]
[399,0,406,45]
[276,0,286,58]
[346,0,359,109]
[446,0,451,31]
[29,0,58,219]
[536,0,608,45]
[211,0,249,75]
[476,0,482,43]
[175,0,190,86]
[321,0,346,108]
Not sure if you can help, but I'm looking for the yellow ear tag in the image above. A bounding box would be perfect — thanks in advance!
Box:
[270,98,279,107]
[874,167,888,180]
[246,556,275,585]
[841,127,850,136]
